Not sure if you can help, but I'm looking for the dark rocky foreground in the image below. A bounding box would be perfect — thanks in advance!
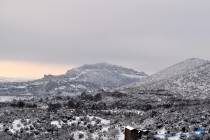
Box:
[0,90,210,139]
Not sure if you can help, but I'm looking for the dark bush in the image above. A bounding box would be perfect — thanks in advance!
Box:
[48,102,62,112]
[80,92,93,100]
[10,100,25,108]
[66,99,76,108]
[109,91,127,98]
[79,133,84,139]
[55,96,63,100]
[142,104,153,111]
[94,93,102,101]
[91,103,107,110]
[39,98,43,103]
[25,103,37,108]
[76,102,85,109]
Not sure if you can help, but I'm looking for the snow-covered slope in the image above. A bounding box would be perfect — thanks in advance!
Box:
[24,63,147,95]
[131,58,210,99]
[65,63,147,88]
[0,63,147,96]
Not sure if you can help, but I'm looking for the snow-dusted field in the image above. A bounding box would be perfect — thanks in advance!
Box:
[0,112,125,140]
[0,96,32,102]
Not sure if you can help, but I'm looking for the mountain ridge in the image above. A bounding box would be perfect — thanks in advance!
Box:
[128,58,210,99]
[0,63,147,96]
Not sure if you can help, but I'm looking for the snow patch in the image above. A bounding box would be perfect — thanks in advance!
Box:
[10,119,24,133]
[51,121,62,128]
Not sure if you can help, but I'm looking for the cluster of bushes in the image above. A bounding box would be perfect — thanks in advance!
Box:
[91,102,107,110]
[107,91,127,98]
[47,102,62,112]
[10,100,37,108]
[80,92,102,101]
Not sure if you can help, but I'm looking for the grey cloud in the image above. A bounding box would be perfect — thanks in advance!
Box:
[1,0,210,74]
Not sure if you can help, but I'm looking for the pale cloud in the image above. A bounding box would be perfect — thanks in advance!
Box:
[0,0,210,76]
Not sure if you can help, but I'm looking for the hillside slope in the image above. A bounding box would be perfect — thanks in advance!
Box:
[65,63,147,88]
[0,63,147,96]
[130,58,210,98]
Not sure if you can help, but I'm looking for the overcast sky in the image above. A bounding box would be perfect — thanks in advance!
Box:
[0,0,210,78]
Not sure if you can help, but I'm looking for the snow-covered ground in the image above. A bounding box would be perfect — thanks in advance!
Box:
[51,121,62,128]
[154,127,204,140]
[51,115,124,140]
[0,115,123,139]
[102,109,144,115]
[0,123,3,131]
[0,96,32,102]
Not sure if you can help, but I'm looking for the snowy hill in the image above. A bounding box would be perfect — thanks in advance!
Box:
[65,63,147,88]
[130,58,210,99]
[12,63,147,96]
